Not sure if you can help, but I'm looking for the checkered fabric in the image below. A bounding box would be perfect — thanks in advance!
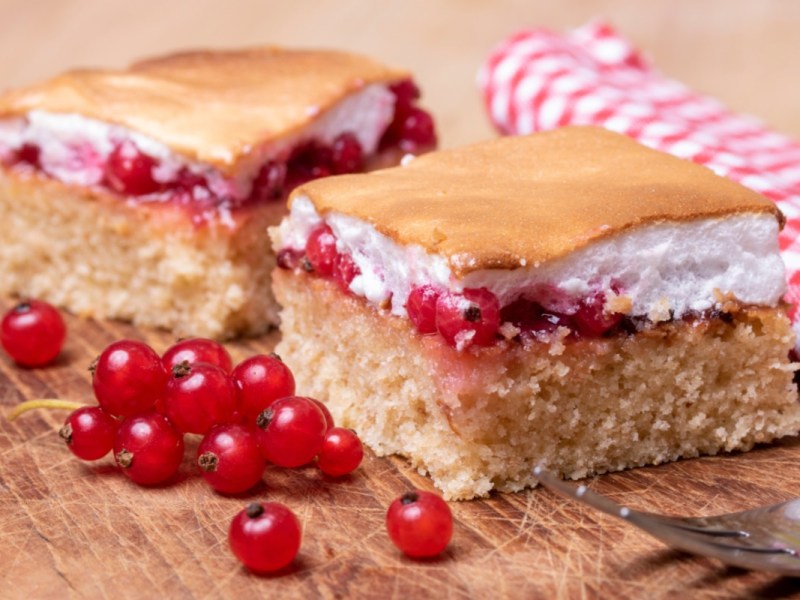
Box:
[478,21,800,323]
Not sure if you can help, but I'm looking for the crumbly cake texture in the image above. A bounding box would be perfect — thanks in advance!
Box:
[0,47,406,174]
[0,168,280,338]
[274,272,800,500]
[294,126,780,275]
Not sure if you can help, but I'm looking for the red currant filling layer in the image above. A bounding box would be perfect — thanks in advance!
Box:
[2,79,436,219]
[278,225,630,351]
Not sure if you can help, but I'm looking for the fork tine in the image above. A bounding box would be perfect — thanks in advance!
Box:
[533,466,800,575]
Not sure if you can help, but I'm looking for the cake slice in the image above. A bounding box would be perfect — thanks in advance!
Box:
[270,126,800,500]
[0,47,435,338]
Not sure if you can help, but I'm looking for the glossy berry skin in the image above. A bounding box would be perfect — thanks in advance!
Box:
[12,143,41,167]
[386,490,453,558]
[249,160,286,202]
[1,300,66,367]
[395,107,437,151]
[165,362,238,434]
[105,140,161,196]
[406,285,441,334]
[332,253,360,293]
[92,340,167,418]
[162,337,233,373]
[197,424,264,494]
[255,396,327,467]
[232,354,296,423]
[331,132,364,174]
[305,224,339,277]
[317,427,363,477]
[571,292,623,337]
[114,412,184,486]
[309,398,334,432]
[59,406,117,461]
[229,502,302,573]
[435,288,500,349]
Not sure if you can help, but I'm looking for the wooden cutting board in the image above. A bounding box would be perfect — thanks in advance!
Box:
[2,298,800,599]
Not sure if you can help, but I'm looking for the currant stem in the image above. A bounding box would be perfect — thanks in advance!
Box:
[6,399,87,421]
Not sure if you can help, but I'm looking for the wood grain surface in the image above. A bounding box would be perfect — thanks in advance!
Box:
[2,1,800,598]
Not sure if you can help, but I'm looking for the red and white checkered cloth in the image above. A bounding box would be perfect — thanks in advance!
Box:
[478,21,800,326]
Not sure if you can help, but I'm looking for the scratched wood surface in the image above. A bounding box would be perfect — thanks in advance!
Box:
[3,300,800,599]
[3,1,800,598]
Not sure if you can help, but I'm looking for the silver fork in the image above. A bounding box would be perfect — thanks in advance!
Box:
[533,466,800,575]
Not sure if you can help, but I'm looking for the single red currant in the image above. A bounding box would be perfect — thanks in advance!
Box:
[114,412,184,486]
[406,285,441,334]
[197,424,264,494]
[317,427,363,477]
[389,79,421,114]
[276,248,304,270]
[396,107,437,151]
[500,297,543,331]
[59,406,117,461]
[1,300,66,367]
[91,339,167,418]
[331,132,364,174]
[305,224,339,277]
[232,354,296,423]
[249,160,286,202]
[286,140,332,189]
[229,502,302,573]
[523,311,573,339]
[386,490,453,558]
[13,143,41,167]
[571,292,623,337]
[165,361,238,434]
[435,288,500,349]
[255,396,327,467]
[308,398,334,431]
[162,337,233,373]
[333,253,360,292]
[105,140,161,196]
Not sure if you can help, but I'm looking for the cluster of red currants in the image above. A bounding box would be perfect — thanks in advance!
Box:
[61,337,364,492]
[2,299,454,573]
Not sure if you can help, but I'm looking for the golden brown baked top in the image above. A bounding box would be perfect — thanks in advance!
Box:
[292,127,782,276]
[0,47,406,174]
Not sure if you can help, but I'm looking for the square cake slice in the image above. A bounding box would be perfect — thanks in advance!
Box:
[270,126,800,500]
[0,47,436,338]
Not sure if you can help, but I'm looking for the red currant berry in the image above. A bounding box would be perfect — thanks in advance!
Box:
[229,502,301,573]
[286,140,332,189]
[59,406,117,461]
[165,361,238,434]
[523,311,573,339]
[249,160,286,202]
[386,490,453,558]
[389,79,421,114]
[435,288,500,349]
[105,140,161,196]
[333,253,360,292]
[1,300,66,367]
[276,248,304,270]
[571,292,623,337]
[232,354,296,423]
[500,297,543,330]
[255,396,327,467]
[396,107,437,151]
[162,337,233,373]
[331,132,364,174]
[91,340,166,418]
[197,424,264,494]
[317,427,363,477]
[406,285,441,334]
[13,143,41,167]
[309,398,334,431]
[305,224,339,277]
[114,412,184,486]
